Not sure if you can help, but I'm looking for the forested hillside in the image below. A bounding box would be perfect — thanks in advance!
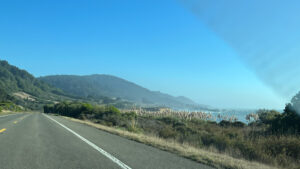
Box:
[0,60,69,109]
[0,88,14,102]
[0,60,64,98]
[39,74,199,109]
[0,60,203,110]
[0,60,135,110]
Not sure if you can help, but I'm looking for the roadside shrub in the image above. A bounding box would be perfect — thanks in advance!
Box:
[262,136,300,160]
[44,101,300,168]
[159,117,180,126]
[81,103,93,114]
[121,111,137,129]
[219,120,231,127]
[219,120,245,127]
[201,134,229,151]
[233,141,259,160]
[232,121,246,127]
[159,125,177,139]
[269,104,300,134]
[0,102,23,112]
[257,109,280,124]
[95,106,122,126]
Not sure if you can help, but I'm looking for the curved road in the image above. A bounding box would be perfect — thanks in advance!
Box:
[0,113,213,169]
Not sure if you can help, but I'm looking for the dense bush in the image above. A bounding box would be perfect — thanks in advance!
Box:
[0,88,15,102]
[134,114,300,168]
[269,104,300,134]
[0,102,23,112]
[219,120,246,127]
[257,109,280,124]
[44,102,137,130]
[159,125,178,138]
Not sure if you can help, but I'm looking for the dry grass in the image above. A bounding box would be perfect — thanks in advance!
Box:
[63,116,277,169]
[13,92,36,101]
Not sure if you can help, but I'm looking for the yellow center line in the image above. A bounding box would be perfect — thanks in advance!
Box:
[15,115,28,124]
[0,128,6,133]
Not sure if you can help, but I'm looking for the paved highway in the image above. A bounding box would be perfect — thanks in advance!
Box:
[0,113,213,169]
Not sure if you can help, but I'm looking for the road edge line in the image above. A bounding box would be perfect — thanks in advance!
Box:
[43,114,132,169]
[0,114,19,118]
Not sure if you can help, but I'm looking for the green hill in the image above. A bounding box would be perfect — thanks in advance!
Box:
[0,60,204,110]
[39,74,199,109]
[0,60,68,109]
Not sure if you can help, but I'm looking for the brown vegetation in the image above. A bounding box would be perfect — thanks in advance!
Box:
[45,102,300,169]
[64,116,276,169]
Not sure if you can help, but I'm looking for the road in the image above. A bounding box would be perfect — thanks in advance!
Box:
[0,113,213,169]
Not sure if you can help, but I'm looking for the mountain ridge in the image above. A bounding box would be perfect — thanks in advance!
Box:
[0,60,78,109]
[0,60,62,97]
[0,60,204,110]
[39,74,198,108]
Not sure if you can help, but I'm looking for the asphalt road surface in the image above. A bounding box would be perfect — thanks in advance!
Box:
[0,113,214,169]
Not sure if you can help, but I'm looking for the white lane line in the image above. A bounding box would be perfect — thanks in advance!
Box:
[0,114,19,118]
[43,114,132,169]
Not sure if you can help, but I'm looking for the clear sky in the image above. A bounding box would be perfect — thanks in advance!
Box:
[0,0,292,109]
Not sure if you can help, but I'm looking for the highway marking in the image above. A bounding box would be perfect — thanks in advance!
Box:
[14,114,31,124]
[44,114,132,169]
[0,128,6,133]
[0,114,18,118]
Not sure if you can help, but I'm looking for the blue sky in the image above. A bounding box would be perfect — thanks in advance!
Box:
[0,0,289,109]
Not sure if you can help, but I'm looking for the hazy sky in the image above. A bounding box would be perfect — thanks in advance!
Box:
[0,0,293,109]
